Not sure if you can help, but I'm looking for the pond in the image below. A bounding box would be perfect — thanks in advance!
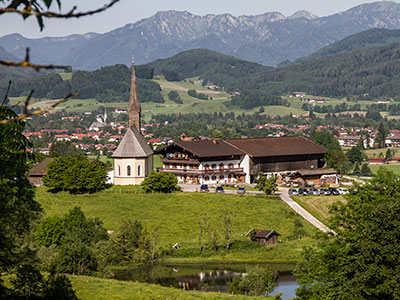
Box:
[114,263,298,299]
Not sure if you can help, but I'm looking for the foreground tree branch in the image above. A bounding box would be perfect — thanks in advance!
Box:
[0,92,78,124]
[0,0,120,26]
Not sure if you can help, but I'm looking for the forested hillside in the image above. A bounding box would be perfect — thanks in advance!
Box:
[262,42,400,98]
[0,64,163,103]
[150,44,400,100]
[297,28,400,62]
[4,41,400,107]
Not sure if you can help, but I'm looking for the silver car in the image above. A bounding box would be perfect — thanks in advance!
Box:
[309,188,320,195]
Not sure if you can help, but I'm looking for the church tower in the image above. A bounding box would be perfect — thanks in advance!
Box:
[128,57,141,131]
[112,56,154,185]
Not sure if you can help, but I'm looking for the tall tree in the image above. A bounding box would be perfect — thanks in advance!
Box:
[375,122,388,149]
[255,173,277,195]
[0,106,77,299]
[311,130,350,173]
[296,168,400,300]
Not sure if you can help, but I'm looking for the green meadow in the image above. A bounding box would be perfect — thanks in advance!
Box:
[69,275,275,300]
[369,164,400,175]
[35,187,318,263]
[292,195,346,224]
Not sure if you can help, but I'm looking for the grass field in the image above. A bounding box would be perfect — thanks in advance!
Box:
[69,275,274,300]
[369,164,400,175]
[291,195,346,224]
[364,148,399,158]
[35,188,318,263]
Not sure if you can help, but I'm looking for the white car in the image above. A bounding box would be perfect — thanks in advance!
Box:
[338,188,350,195]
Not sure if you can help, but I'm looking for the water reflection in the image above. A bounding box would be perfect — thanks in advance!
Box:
[114,263,298,299]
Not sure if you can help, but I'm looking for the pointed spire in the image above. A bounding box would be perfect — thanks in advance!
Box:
[128,56,141,131]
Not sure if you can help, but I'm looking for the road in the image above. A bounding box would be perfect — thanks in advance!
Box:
[278,188,336,235]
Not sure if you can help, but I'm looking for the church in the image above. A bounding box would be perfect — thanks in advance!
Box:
[112,58,153,185]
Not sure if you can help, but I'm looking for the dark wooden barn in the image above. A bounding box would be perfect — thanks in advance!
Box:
[28,157,54,186]
[226,137,327,183]
[245,229,281,246]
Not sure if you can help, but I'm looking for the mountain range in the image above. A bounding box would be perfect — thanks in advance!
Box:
[1,1,400,70]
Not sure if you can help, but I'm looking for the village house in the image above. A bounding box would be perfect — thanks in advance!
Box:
[369,157,385,165]
[385,136,400,147]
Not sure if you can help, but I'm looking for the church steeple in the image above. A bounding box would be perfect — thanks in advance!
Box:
[128,56,141,131]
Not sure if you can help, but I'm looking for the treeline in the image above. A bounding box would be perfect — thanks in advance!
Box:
[302,102,400,116]
[231,90,287,109]
[0,73,71,99]
[0,64,164,103]
[148,111,400,140]
[187,89,209,100]
[302,103,362,113]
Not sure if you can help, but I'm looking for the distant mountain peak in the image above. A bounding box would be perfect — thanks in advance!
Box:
[3,2,400,70]
[288,10,318,20]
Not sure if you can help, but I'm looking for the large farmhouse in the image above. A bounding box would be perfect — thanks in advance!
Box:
[157,137,327,184]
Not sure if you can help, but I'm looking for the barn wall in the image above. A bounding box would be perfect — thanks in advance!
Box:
[251,154,324,175]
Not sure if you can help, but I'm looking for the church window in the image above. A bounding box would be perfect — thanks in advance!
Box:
[211,164,216,169]
[211,175,216,180]
[219,163,224,169]
[138,165,142,176]
[127,165,131,176]
[118,165,121,176]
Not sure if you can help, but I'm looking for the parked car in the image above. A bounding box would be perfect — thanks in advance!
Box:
[288,188,299,195]
[200,184,209,192]
[319,188,331,195]
[338,188,350,195]
[215,186,225,193]
[329,187,340,195]
[299,188,310,196]
[309,188,320,195]
[237,187,247,194]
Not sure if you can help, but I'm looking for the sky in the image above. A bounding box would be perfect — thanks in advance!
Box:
[0,0,399,38]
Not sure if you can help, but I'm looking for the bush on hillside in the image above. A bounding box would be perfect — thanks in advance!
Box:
[168,90,183,104]
[141,171,179,193]
[188,89,209,100]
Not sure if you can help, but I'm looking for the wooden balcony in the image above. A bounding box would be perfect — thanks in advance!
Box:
[157,167,245,176]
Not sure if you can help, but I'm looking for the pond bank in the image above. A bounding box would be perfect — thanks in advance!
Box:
[113,263,298,300]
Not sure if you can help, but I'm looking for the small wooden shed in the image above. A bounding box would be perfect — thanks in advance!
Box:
[245,229,280,246]
[28,157,54,186]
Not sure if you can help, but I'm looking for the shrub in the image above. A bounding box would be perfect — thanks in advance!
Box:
[141,171,179,193]
[227,265,277,296]
[43,156,108,194]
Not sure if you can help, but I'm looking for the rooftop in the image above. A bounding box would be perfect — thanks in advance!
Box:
[112,127,153,158]
[225,137,327,158]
